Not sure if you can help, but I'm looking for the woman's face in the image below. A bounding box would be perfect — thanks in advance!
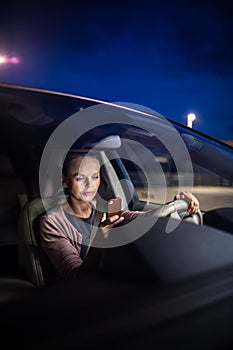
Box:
[64,156,101,202]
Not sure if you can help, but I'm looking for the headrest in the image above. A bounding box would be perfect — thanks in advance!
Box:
[0,155,14,176]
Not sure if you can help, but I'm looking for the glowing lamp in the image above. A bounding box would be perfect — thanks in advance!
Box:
[187,113,196,128]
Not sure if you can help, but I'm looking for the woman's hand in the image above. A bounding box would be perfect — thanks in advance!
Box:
[174,191,199,214]
[99,212,124,238]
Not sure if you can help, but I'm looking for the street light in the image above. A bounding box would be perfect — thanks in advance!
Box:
[187,113,196,128]
[0,55,7,64]
[0,55,20,64]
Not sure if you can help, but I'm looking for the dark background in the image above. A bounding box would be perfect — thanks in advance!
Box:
[0,0,232,140]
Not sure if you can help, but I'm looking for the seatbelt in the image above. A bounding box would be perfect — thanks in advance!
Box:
[84,205,104,258]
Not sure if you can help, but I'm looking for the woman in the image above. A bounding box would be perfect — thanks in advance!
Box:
[40,151,199,281]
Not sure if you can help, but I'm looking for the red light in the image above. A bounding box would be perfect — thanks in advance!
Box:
[0,55,20,64]
[9,56,20,64]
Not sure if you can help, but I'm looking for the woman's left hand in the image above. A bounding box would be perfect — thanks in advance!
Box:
[174,191,199,214]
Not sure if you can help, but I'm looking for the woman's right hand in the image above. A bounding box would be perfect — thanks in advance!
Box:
[99,212,124,238]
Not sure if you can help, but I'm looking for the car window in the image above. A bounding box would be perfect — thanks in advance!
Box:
[1,84,232,214]
[112,124,233,212]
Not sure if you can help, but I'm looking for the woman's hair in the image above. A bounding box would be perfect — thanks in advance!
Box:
[62,150,100,177]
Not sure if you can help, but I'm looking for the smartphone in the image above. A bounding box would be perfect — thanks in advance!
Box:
[107,197,122,218]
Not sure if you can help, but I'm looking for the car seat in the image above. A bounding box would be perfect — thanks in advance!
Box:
[18,197,57,288]
[0,154,27,276]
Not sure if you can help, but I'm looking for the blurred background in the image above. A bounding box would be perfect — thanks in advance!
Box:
[0,0,233,142]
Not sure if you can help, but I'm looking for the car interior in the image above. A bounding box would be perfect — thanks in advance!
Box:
[0,84,233,348]
[0,152,35,303]
[0,98,232,290]
[14,125,233,289]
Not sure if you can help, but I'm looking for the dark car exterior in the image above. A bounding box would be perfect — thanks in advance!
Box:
[0,82,233,349]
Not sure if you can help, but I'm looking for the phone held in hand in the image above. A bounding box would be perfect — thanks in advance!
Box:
[107,197,122,218]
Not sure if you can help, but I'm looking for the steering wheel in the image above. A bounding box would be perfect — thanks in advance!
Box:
[148,199,203,225]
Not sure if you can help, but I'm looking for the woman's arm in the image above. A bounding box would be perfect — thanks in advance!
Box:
[40,216,103,280]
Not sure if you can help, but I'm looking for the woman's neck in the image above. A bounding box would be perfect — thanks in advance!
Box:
[66,198,93,218]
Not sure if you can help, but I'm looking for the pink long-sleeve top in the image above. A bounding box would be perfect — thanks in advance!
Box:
[40,203,144,280]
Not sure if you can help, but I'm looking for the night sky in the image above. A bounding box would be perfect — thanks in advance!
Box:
[0,0,233,140]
